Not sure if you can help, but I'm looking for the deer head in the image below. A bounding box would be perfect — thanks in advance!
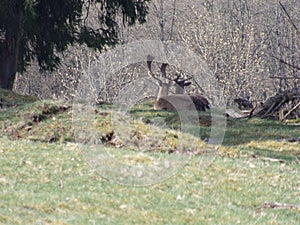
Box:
[173,73,192,94]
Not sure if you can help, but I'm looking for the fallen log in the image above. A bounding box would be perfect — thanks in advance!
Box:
[226,88,299,120]
[255,88,300,119]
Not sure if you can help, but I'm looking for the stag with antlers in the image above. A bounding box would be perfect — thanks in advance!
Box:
[147,55,210,111]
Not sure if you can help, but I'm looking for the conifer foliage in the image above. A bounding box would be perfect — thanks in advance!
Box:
[0,0,149,89]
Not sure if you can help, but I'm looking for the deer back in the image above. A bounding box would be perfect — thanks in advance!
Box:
[154,94,210,111]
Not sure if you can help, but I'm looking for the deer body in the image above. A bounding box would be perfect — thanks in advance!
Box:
[147,55,210,111]
[154,94,210,111]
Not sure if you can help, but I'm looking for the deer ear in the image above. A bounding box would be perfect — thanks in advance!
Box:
[185,81,192,87]
[147,55,154,61]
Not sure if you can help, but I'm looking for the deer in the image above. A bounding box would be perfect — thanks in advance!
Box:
[147,55,210,111]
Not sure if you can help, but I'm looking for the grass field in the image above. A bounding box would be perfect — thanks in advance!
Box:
[0,100,299,224]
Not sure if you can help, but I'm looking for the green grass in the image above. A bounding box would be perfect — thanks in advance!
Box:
[222,118,300,146]
[0,138,299,224]
[0,99,299,224]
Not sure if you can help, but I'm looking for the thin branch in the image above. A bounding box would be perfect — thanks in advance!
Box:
[271,55,300,70]
[270,76,300,79]
[282,101,300,121]
[263,201,300,210]
[83,0,92,26]
[279,1,300,36]
[169,0,176,40]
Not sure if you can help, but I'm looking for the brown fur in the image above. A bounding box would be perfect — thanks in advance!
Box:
[154,94,210,111]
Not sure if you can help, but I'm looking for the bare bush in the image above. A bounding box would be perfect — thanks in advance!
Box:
[13,0,300,105]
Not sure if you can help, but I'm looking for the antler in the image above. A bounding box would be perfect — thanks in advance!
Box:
[147,55,170,85]
[172,72,193,94]
[160,63,168,78]
[147,55,161,81]
[147,55,155,76]
[173,73,192,88]
[147,55,194,88]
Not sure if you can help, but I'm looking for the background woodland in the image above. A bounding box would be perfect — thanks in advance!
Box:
[11,1,299,111]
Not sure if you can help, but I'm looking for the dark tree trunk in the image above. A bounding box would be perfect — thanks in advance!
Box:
[0,5,23,91]
[0,30,21,90]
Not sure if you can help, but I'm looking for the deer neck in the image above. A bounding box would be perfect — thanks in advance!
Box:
[157,82,171,100]
[175,85,184,94]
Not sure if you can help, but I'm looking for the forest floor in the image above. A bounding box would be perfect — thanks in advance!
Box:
[0,94,299,224]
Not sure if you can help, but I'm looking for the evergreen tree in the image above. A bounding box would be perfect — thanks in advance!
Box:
[0,0,149,90]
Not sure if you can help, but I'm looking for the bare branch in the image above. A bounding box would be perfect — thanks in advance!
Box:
[271,55,300,70]
[269,76,300,80]
[279,1,300,36]
[281,101,300,121]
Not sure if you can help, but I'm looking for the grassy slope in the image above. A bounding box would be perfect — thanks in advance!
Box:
[0,99,299,224]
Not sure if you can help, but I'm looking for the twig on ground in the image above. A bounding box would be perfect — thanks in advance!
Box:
[263,201,300,210]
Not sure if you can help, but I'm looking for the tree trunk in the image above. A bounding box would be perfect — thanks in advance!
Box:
[0,30,21,90]
[0,4,23,91]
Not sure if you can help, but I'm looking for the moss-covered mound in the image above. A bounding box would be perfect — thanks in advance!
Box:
[0,88,38,108]
[0,100,209,155]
